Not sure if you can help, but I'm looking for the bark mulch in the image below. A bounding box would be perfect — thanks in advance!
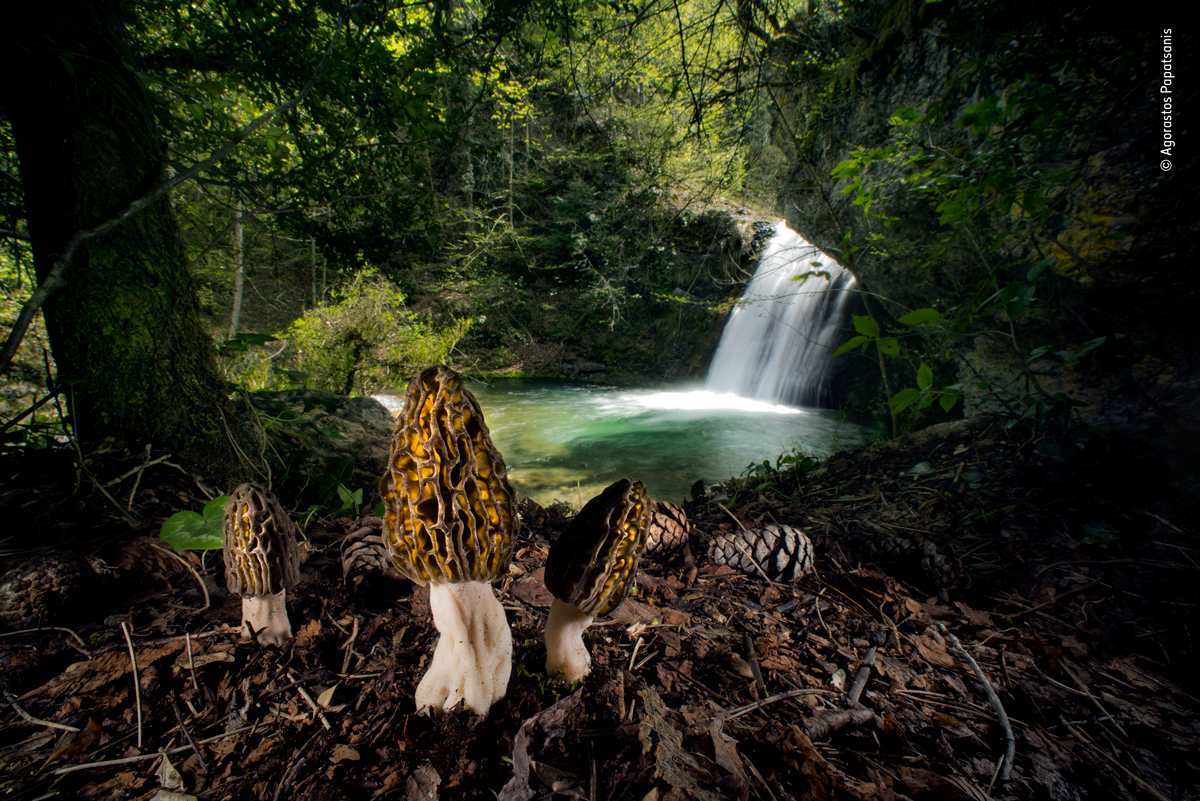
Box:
[0,415,1197,800]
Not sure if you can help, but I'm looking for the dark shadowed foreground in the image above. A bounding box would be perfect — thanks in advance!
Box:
[1,416,1197,799]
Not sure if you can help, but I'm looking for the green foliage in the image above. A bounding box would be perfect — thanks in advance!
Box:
[160,496,230,551]
[822,1,1162,429]
[833,310,960,421]
[280,270,470,396]
[732,447,820,506]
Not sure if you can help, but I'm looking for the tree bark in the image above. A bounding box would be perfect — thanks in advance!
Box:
[2,0,242,486]
[228,198,245,340]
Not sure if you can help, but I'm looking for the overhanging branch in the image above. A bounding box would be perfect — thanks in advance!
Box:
[0,4,356,375]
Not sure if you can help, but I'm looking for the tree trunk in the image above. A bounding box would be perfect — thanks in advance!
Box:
[3,0,242,486]
[228,198,245,340]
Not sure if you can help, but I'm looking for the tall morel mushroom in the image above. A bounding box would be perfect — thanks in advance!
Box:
[380,366,518,716]
[223,483,301,646]
[543,478,651,682]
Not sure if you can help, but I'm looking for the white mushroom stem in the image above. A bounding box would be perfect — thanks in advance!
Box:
[416,581,512,717]
[544,597,595,683]
[241,590,293,647]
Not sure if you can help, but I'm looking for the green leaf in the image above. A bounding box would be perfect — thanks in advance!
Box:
[336,484,363,512]
[833,335,870,356]
[938,391,959,412]
[230,333,278,346]
[888,388,921,413]
[831,159,860,179]
[917,363,933,390]
[1080,521,1119,545]
[898,308,940,326]
[888,107,924,127]
[851,315,880,338]
[1026,256,1055,282]
[876,337,900,356]
[160,496,230,551]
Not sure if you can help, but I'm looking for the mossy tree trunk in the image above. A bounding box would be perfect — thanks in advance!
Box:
[4,1,243,486]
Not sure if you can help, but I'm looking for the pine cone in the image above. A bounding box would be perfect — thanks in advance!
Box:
[0,553,98,630]
[708,524,814,582]
[646,501,689,554]
[340,517,401,588]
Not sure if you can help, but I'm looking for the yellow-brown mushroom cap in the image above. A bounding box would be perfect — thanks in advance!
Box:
[223,483,301,597]
[544,478,651,617]
[379,366,518,585]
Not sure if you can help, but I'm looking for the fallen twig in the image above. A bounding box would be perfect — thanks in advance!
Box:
[846,645,877,706]
[9,699,81,732]
[126,445,157,510]
[1061,717,1171,801]
[939,623,1014,786]
[339,616,360,676]
[186,632,200,693]
[120,621,143,749]
[1007,576,1104,618]
[152,543,211,612]
[50,725,255,774]
[170,695,206,772]
[1060,658,1128,738]
[628,636,644,672]
[290,672,331,730]
[724,688,831,722]
[0,626,91,652]
[803,707,875,740]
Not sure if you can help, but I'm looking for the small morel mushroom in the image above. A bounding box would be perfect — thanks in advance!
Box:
[380,366,518,716]
[223,483,301,646]
[543,478,652,682]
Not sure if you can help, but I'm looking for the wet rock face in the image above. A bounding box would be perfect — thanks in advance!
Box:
[767,17,973,318]
[234,390,395,476]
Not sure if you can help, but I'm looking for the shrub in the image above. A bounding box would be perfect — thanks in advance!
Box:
[281,270,470,395]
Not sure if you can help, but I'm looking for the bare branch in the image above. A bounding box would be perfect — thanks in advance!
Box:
[0,6,355,374]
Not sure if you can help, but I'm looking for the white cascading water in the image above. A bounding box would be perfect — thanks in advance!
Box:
[706,222,856,408]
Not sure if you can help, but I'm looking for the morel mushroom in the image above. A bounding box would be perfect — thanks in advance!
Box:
[543,478,651,682]
[223,483,301,646]
[380,366,518,716]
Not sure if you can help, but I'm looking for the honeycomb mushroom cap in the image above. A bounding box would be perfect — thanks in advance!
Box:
[377,366,518,716]
[543,478,652,683]
[223,483,301,597]
[545,478,652,617]
[223,483,302,645]
[379,366,518,584]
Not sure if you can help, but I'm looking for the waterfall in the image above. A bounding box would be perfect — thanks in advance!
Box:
[706,222,856,408]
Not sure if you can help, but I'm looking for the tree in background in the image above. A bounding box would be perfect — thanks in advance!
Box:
[2,1,242,482]
[0,0,548,480]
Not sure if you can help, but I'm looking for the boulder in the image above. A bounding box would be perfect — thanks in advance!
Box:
[234,390,394,477]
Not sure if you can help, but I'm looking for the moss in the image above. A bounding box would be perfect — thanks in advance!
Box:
[10,18,243,487]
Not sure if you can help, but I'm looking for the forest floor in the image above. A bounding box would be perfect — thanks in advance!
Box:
[0,414,1197,800]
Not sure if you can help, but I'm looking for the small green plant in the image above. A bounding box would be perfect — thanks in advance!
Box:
[160,496,230,551]
[833,310,960,428]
